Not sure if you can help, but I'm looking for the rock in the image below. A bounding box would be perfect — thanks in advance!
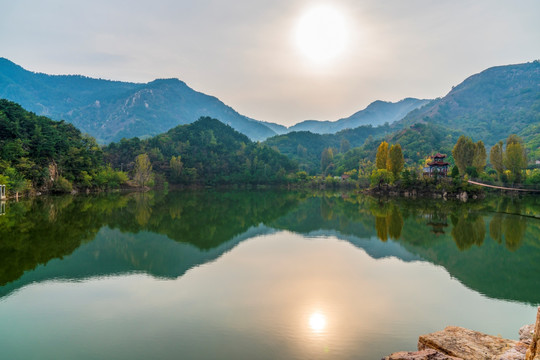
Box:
[520,324,535,345]
[526,307,540,360]
[382,349,462,360]
[498,341,530,360]
[418,326,518,359]
[458,192,468,202]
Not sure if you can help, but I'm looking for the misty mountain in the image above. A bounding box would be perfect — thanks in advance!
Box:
[0,58,277,143]
[288,98,430,134]
[396,61,540,145]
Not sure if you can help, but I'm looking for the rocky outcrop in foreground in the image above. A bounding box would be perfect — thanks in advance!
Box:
[383,307,539,360]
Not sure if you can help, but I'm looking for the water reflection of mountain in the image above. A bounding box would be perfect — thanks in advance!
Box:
[269,195,540,305]
[1,191,539,305]
[0,225,276,299]
[0,191,300,289]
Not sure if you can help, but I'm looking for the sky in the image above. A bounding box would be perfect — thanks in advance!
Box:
[1,0,539,127]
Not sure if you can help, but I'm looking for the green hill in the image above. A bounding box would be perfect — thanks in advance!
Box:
[0,99,103,189]
[104,117,297,184]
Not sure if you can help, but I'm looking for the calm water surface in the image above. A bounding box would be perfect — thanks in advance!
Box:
[0,190,539,359]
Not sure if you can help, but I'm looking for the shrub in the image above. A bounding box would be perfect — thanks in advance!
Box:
[525,169,540,185]
[370,169,391,187]
[53,176,73,193]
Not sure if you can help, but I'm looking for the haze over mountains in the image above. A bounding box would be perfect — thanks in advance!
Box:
[289,98,430,134]
[0,58,427,143]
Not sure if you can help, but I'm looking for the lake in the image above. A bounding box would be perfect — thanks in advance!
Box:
[0,190,539,359]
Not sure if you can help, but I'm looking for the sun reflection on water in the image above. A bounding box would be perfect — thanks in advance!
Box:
[309,312,327,333]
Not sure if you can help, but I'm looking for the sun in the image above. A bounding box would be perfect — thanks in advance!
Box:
[294,5,348,65]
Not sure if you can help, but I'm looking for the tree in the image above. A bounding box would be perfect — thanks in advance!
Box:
[5,167,28,201]
[472,140,487,173]
[375,141,389,170]
[170,156,183,182]
[321,148,334,175]
[452,136,475,175]
[133,154,153,187]
[386,144,404,180]
[489,141,504,178]
[340,138,351,154]
[504,135,526,183]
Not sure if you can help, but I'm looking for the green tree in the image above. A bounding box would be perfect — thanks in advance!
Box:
[489,141,504,178]
[504,135,527,183]
[5,167,28,201]
[169,156,183,182]
[472,140,487,174]
[370,168,391,188]
[321,148,334,175]
[375,141,389,170]
[452,136,475,175]
[133,154,153,188]
[386,144,404,180]
[340,138,351,154]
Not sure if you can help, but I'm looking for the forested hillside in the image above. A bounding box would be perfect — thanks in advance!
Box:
[330,123,463,175]
[0,99,103,192]
[397,61,540,145]
[104,117,297,185]
[264,124,391,174]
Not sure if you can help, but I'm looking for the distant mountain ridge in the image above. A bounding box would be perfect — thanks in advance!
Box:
[289,98,430,134]
[0,58,430,144]
[0,58,277,143]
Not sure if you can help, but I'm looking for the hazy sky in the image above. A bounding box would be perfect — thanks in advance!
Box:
[1,0,539,126]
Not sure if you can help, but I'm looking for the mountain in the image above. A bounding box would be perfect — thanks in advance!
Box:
[288,98,430,134]
[0,58,277,143]
[260,120,288,135]
[396,61,540,145]
[104,116,297,184]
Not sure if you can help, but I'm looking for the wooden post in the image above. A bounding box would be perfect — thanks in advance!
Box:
[0,201,4,216]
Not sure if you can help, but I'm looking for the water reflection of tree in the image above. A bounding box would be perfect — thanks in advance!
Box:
[450,213,486,250]
[0,195,127,286]
[0,190,302,286]
[371,203,403,241]
[132,192,153,226]
[488,198,528,251]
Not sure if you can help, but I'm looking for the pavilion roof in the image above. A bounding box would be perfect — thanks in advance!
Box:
[427,161,449,166]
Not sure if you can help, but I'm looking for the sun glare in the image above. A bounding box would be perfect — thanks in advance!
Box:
[294,5,348,65]
[309,312,327,332]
